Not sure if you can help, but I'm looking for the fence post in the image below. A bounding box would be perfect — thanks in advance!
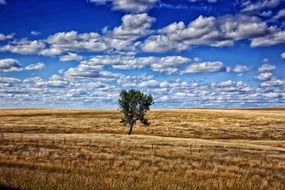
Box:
[264,152,267,161]
[63,137,66,145]
[20,134,23,142]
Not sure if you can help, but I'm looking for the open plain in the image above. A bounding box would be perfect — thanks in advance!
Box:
[0,109,284,190]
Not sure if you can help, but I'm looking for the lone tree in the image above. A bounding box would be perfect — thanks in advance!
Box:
[119,89,153,135]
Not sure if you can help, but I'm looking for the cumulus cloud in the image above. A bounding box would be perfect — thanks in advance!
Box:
[150,56,190,74]
[263,92,280,98]
[139,79,159,88]
[227,65,251,73]
[258,63,276,72]
[250,27,285,47]
[0,13,154,56]
[104,13,155,51]
[47,75,69,87]
[0,77,21,84]
[1,71,284,108]
[183,61,225,73]
[0,58,22,72]
[25,63,45,71]
[260,78,285,87]
[141,14,279,52]
[39,47,62,57]
[3,13,283,57]
[109,13,155,40]
[0,39,46,55]
[256,72,272,81]
[47,31,108,53]
[75,55,190,74]
[59,52,83,62]
[65,64,104,78]
[88,0,159,13]
[0,59,46,72]
[141,35,188,52]
[214,80,236,87]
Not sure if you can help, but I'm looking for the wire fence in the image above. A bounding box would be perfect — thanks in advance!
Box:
[0,132,280,163]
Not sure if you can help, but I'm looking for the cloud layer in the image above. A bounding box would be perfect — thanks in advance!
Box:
[0,0,285,108]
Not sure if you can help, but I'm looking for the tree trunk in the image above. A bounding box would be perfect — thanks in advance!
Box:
[128,123,134,135]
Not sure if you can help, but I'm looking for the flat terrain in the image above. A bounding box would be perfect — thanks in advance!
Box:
[0,109,284,189]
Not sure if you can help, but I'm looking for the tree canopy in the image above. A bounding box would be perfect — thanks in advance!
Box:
[119,89,153,135]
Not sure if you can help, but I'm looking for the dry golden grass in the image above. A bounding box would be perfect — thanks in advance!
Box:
[0,109,284,190]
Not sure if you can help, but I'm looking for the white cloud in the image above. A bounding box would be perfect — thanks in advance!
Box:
[0,33,13,41]
[65,64,104,78]
[273,8,285,19]
[159,81,170,88]
[281,52,285,59]
[184,61,225,73]
[215,80,235,87]
[258,63,276,72]
[0,58,22,72]
[141,35,188,52]
[88,0,159,13]
[47,75,69,87]
[227,65,251,73]
[25,63,45,71]
[260,10,272,17]
[104,13,155,51]
[39,47,62,56]
[39,13,155,55]
[1,71,284,108]
[47,31,108,53]
[150,56,190,74]
[218,15,268,40]
[0,77,21,84]
[30,31,41,36]
[75,55,190,74]
[241,0,280,13]
[157,15,234,48]
[142,14,276,52]
[250,27,285,47]
[0,39,46,55]
[263,92,280,98]
[110,13,155,40]
[139,79,159,88]
[1,59,46,72]
[59,52,83,62]
[260,78,285,87]
[256,72,272,81]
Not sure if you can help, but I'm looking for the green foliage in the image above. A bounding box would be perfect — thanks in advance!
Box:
[119,89,153,135]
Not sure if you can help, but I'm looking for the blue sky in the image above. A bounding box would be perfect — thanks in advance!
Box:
[0,0,285,108]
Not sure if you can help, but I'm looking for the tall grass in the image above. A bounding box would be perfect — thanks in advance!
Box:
[0,109,284,189]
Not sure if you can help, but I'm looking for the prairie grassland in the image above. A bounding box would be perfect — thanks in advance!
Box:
[0,109,284,190]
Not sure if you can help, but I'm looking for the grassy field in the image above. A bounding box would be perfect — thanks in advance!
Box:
[0,109,284,190]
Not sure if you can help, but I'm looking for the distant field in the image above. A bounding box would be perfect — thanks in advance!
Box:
[0,109,284,190]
